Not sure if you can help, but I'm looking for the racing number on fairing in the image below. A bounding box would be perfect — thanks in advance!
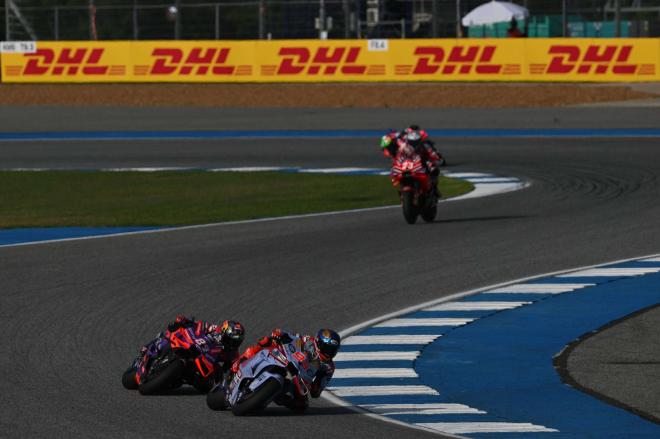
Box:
[292,351,309,369]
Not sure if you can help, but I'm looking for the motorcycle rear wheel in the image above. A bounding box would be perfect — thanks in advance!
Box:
[232,378,282,416]
[421,195,437,223]
[401,191,419,224]
[138,358,185,395]
[421,204,437,222]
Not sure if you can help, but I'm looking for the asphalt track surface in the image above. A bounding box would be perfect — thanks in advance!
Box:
[1,106,660,438]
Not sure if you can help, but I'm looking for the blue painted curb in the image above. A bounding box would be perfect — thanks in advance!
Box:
[0,227,162,247]
[329,256,660,437]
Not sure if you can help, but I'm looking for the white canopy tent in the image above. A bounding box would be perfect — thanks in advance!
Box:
[461,1,529,27]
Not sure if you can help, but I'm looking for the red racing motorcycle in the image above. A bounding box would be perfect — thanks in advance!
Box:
[122,326,223,395]
[390,144,438,224]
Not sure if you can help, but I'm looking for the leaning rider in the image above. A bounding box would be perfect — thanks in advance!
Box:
[132,315,245,383]
[231,328,340,409]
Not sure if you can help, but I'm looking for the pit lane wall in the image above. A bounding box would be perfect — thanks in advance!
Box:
[1,38,659,83]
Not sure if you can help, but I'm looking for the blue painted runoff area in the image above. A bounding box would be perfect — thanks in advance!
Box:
[330,258,660,437]
[418,270,660,437]
[0,227,162,247]
[0,128,660,141]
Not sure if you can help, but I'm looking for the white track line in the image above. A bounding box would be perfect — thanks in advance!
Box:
[342,335,442,345]
[375,318,474,327]
[333,368,418,379]
[559,267,660,277]
[360,403,486,416]
[464,177,520,183]
[424,301,531,311]
[297,167,384,174]
[328,385,439,397]
[485,283,594,294]
[445,172,493,178]
[417,422,558,434]
[334,351,420,361]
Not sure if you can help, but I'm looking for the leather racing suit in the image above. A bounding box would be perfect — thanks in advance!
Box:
[232,329,336,409]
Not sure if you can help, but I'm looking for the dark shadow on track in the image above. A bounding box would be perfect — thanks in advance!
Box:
[429,215,530,224]
[234,406,358,417]
[133,387,206,396]
[606,361,660,365]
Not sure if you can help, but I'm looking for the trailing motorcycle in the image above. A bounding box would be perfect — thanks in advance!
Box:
[390,144,438,224]
[206,334,320,415]
[121,326,223,395]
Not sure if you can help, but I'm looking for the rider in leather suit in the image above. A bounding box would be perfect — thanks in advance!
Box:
[135,315,245,380]
[231,328,340,410]
[381,125,446,167]
[381,126,444,197]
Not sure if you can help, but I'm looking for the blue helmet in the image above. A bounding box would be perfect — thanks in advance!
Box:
[316,329,341,360]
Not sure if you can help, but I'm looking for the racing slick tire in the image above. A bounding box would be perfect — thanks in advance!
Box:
[401,191,419,224]
[421,196,437,223]
[193,379,214,394]
[231,378,282,416]
[121,367,139,390]
[138,358,185,395]
[421,204,437,223]
[206,386,229,411]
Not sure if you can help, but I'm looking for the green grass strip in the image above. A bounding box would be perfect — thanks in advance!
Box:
[0,171,473,228]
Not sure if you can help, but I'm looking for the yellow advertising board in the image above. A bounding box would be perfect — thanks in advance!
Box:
[1,39,659,83]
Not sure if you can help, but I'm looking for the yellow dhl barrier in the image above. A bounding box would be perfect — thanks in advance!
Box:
[1,39,659,83]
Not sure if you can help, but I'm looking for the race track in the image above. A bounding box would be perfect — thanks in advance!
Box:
[1,106,659,438]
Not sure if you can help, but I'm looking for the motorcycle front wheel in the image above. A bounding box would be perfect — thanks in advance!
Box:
[232,378,282,416]
[401,191,419,224]
[121,367,139,390]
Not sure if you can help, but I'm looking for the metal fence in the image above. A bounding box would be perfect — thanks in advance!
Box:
[3,0,660,41]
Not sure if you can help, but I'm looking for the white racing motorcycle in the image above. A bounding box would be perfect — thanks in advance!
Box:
[206,334,320,415]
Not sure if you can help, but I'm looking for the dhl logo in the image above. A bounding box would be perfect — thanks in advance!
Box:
[21,48,110,75]
[410,46,502,75]
[276,47,367,75]
[544,45,637,74]
[148,48,244,75]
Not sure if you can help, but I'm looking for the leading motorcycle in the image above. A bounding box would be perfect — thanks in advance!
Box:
[390,144,438,224]
[206,334,319,415]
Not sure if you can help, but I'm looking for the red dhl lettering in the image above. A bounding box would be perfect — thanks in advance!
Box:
[150,48,234,75]
[23,48,109,75]
[277,47,367,75]
[546,45,636,74]
[412,46,502,75]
